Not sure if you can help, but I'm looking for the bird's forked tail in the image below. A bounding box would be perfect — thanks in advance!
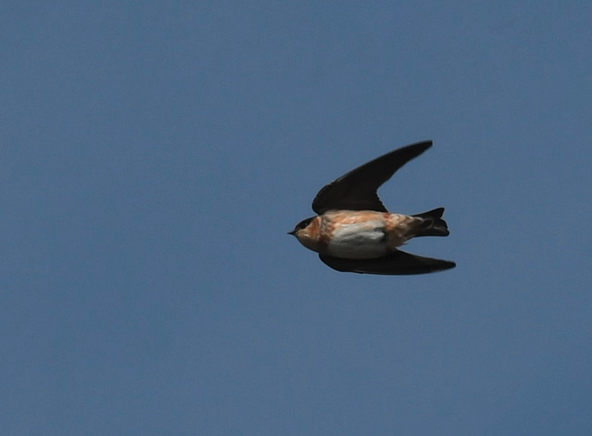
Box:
[411,207,450,237]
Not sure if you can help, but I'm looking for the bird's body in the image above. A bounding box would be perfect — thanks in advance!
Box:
[295,210,431,259]
[289,141,455,275]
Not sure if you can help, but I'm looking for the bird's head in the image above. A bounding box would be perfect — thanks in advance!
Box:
[288,216,315,238]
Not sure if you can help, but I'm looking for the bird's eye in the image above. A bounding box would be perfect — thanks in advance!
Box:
[297,218,313,229]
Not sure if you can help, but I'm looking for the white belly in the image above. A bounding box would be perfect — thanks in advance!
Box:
[327,221,388,259]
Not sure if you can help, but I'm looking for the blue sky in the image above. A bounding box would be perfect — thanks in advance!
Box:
[1,1,591,435]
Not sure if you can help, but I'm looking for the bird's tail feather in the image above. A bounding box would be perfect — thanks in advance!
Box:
[411,207,450,237]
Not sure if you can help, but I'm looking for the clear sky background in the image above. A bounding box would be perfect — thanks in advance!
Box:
[2,1,591,435]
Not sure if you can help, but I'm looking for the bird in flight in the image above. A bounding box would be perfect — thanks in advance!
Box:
[289,140,455,275]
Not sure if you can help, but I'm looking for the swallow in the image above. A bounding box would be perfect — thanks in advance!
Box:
[288,140,455,275]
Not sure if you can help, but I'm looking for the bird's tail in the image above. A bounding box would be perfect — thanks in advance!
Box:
[411,207,450,237]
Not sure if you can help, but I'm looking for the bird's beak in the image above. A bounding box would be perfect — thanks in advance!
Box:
[288,230,296,236]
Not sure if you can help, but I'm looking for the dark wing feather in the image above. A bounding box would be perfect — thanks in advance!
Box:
[312,141,432,214]
[319,250,456,275]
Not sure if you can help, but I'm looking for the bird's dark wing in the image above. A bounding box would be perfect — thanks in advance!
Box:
[312,141,432,214]
[319,250,456,275]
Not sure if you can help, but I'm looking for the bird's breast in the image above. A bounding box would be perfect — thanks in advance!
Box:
[321,212,391,259]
